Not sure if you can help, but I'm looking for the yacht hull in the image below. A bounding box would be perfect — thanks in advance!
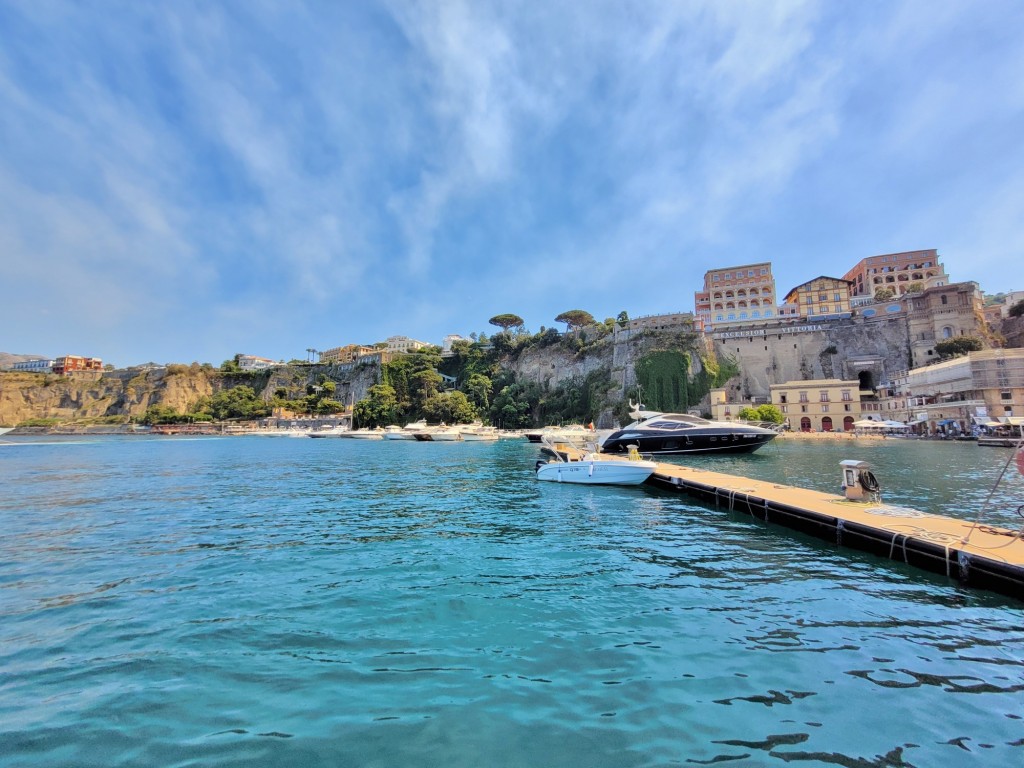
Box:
[601,429,776,455]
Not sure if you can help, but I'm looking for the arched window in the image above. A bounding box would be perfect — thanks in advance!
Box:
[800,417,812,432]
[843,416,855,431]
[821,416,833,432]
[942,326,953,338]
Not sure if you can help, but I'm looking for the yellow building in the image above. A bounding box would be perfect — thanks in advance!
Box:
[781,277,854,321]
[708,388,764,422]
[769,378,875,432]
[319,345,377,364]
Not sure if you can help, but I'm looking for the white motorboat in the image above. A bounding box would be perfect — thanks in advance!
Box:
[525,424,597,443]
[308,426,350,438]
[535,436,657,485]
[346,427,385,440]
[383,420,427,440]
[459,425,500,442]
[0,427,14,437]
[413,425,463,442]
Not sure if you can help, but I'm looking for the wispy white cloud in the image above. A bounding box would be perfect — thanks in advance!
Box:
[0,0,1021,363]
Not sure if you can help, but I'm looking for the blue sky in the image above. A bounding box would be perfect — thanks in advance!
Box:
[2,1,1022,367]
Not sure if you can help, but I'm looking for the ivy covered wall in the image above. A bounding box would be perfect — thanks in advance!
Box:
[634,350,739,413]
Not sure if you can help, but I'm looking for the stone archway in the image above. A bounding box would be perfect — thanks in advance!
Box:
[858,370,874,391]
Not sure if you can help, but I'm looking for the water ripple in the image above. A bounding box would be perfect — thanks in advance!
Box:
[0,437,1022,766]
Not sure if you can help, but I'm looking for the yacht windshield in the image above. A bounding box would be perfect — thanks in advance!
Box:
[644,414,711,430]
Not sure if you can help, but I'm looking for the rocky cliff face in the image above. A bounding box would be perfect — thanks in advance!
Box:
[0,361,386,425]
[0,329,717,426]
[0,368,218,424]
[504,326,711,422]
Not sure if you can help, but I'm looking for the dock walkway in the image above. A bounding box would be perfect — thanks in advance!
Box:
[647,462,1024,600]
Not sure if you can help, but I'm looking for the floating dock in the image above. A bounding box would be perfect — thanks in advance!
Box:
[644,462,1024,601]
[547,442,1024,600]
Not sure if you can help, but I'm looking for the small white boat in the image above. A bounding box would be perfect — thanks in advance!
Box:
[535,437,657,485]
[413,425,463,441]
[346,427,385,440]
[525,424,597,443]
[383,421,427,440]
[459,424,500,442]
[308,426,350,438]
[0,427,14,437]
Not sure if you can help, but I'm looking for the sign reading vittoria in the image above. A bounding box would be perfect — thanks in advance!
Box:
[712,324,826,340]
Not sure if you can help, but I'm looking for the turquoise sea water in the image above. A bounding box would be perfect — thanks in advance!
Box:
[1,435,1022,767]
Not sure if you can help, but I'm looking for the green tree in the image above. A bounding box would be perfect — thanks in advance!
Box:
[208,385,270,420]
[555,309,595,332]
[738,404,785,424]
[874,287,896,302]
[488,314,525,334]
[410,369,443,409]
[934,337,983,358]
[422,391,477,424]
[616,311,630,328]
[464,373,493,413]
[220,354,243,373]
[1009,299,1024,318]
[142,405,184,425]
[489,381,540,428]
[353,384,398,427]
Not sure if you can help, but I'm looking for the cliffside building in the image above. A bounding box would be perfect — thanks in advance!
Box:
[10,359,54,373]
[320,345,377,364]
[906,282,989,368]
[382,335,430,354]
[52,355,103,375]
[782,276,854,321]
[842,249,948,299]
[441,334,469,356]
[768,378,879,432]
[237,355,277,371]
[695,262,777,330]
[880,349,1024,434]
